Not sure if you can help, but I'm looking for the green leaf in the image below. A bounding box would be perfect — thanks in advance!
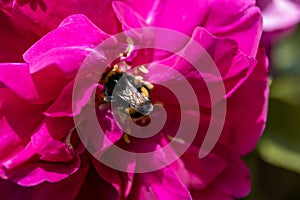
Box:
[258,98,300,174]
[259,137,300,174]
[272,26,300,75]
[270,76,300,106]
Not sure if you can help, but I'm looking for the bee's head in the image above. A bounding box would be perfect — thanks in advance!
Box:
[136,100,153,116]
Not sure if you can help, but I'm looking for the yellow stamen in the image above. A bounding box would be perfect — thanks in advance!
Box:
[123,133,131,144]
[125,107,136,115]
[141,86,149,97]
[113,64,119,71]
[138,65,149,74]
[167,135,185,144]
[146,83,154,90]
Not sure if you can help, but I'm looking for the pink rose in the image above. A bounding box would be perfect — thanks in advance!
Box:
[0,1,268,199]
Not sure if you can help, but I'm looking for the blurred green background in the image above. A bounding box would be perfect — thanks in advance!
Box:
[242,25,300,200]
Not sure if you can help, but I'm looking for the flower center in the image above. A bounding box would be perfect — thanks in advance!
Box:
[100,65,154,120]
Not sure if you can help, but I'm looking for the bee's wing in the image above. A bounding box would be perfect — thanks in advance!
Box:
[115,77,136,100]
[117,77,148,106]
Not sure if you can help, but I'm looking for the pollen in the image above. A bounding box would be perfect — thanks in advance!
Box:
[65,127,75,152]
[167,135,185,144]
[123,133,131,144]
[140,86,149,97]
[125,107,136,115]
[138,65,149,74]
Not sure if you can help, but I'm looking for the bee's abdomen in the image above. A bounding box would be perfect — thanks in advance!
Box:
[101,68,153,118]
[104,72,124,101]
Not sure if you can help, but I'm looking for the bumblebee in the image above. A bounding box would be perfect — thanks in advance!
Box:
[101,65,153,119]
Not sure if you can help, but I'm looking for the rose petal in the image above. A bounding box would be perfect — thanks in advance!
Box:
[0,114,81,186]
[1,141,35,172]
[0,90,46,161]
[0,63,39,101]
[92,158,132,199]
[0,178,33,200]
[113,1,147,30]
[23,14,109,63]
[0,116,25,162]
[0,10,38,62]
[44,80,76,117]
[45,78,99,117]
[0,159,89,200]
[214,145,251,198]
[146,28,256,107]
[221,47,269,155]
[190,182,232,200]
[173,146,226,190]
[0,0,121,36]
[1,151,81,186]
[127,0,209,36]
[31,122,74,162]
[129,167,192,200]
[204,0,262,57]
[76,163,119,200]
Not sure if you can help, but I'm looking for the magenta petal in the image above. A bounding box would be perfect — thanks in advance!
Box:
[0,63,39,101]
[222,47,269,155]
[23,14,108,63]
[76,163,119,200]
[19,14,110,104]
[28,47,92,76]
[1,142,35,172]
[128,0,209,36]
[190,28,257,97]
[45,78,99,117]
[43,80,77,118]
[130,167,192,200]
[214,145,251,198]
[0,116,25,162]
[31,123,73,162]
[0,90,45,159]
[1,151,81,186]
[147,28,256,107]
[205,0,262,57]
[25,161,89,199]
[0,114,81,186]
[174,146,226,190]
[0,10,38,62]
[28,47,103,105]
[39,117,75,140]
[113,1,147,30]
[99,108,124,145]
[29,64,72,104]
[0,160,89,200]
[92,158,130,199]
[0,0,120,36]
[190,182,232,200]
[79,106,123,153]
[0,179,34,200]
[44,80,75,117]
